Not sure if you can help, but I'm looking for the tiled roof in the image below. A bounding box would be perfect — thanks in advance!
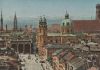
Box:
[48,20,100,33]
[48,24,60,33]
[63,52,75,61]
[68,57,85,69]
[57,50,68,58]
[84,44,100,51]
[73,20,100,33]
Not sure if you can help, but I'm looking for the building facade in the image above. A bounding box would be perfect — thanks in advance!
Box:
[36,13,80,60]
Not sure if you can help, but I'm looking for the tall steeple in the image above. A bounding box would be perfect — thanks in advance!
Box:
[1,10,3,31]
[13,12,17,31]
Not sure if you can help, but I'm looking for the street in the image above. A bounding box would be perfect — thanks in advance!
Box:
[19,54,53,70]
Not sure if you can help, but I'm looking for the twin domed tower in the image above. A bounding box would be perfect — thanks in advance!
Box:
[38,11,73,36]
[37,12,73,48]
[37,16,48,56]
[37,12,73,56]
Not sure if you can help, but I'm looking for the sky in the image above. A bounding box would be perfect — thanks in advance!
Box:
[0,0,100,19]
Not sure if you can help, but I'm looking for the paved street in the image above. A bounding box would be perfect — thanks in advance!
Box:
[19,54,53,70]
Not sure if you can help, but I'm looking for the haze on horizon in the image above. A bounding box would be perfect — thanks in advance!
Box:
[0,0,100,20]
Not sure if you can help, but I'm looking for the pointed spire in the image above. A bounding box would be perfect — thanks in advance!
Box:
[65,10,69,19]
[14,12,17,20]
[13,12,17,31]
[1,10,2,19]
[1,10,3,31]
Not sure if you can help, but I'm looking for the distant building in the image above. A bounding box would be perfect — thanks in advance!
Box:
[48,24,60,33]
[0,31,33,54]
[96,4,100,20]
[36,11,94,60]
[74,4,100,33]
[36,14,79,58]
[60,11,73,34]
[36,4,100,70]
[0,11,24,32]
[72,4,100,33]
[48,4,100,33]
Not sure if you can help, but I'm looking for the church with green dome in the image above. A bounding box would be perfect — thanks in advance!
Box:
[61,11,73,34]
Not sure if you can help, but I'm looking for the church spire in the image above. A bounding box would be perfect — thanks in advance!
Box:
[13,12,17,31]
[1,10,3,31]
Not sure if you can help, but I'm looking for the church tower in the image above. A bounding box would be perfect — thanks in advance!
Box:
[0,10,3,31]
[37,16,47,56]
[61,11,72,34]
[13,13,18,31]
[96,4,100,20]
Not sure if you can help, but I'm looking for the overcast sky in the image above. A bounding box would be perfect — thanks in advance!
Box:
[0,0,100,19]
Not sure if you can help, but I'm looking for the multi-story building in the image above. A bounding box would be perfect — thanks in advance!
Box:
[36,13,74,59]
[36,12,93,59]
[0,11,34,54]
[51,43,100,70]
[48,4,100,33]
